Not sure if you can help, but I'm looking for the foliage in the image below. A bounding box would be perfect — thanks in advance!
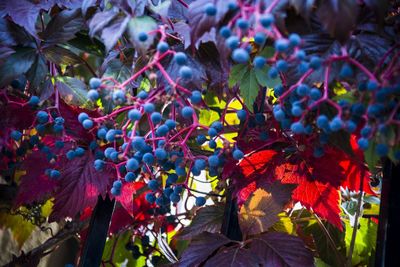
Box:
[0,0,399,266]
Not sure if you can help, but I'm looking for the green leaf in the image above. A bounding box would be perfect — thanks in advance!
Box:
[199,109,220,127]
[44,46,84,65]
[128,16,157,53]
[364,141,380,172]
[258,46,275,58]
[345,218,377,266]
[254,66,281,88]
[239,69,259,112]
[228,64,247,88]
[103,59,131,83]
[177,204,224,239]
[68,32,105,57]
[56,76,91,108]
[0,47,36,87]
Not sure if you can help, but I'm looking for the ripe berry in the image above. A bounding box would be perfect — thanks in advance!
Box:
[276,59,288,72]
[105,129,116,142]
[75,147,85,157]
[143,153,155,165]
[260,14,274,28]
[131,136,146,150]
[94,159,105,171]
[157,41,169,53]
[165,119,176,129]
[181,106,194,119]
[151,112,162,124]
[28,96,40,106]
[156,124,169,136]
[190,90,202,104]
[339,64,353,78]
[148,180,159,191]
[361,126,372,137]
[50,169,61,178]
[232,48,249,63]
[253,56,266,69]
[310,88,321,100]
[236,18,249,30]
[66,150,76,160]
[268,67,279,79]
[128,109,142,121]
[179,66,193,80]
[208,155,219,167]
[295,50,306,60]
[296,84,309,96]
[219,26,231,38]
[274,85,284,96]
[209,139,217,149]
[290,121,305,134]
[87,89,99,101]
[194,159,207,170]
[154,148,167,160]
[138,32,148,42]
[113,180,122,190]
[111,187,121,196]
[196,135,207,145]
[170,193,180,203]
[112,90,126,104]
[82,119,94,129]
[124,172,135,182]
[291,105,303,117]
[357,138,369,150]
[376,143,389,156]
[89,77,101,89]
[367,80,378,91]
[143,103,155,113]
[329,117,343,132]
[274,38,289,52]
[145,193,156,203]
[273,107,285,121]
[309,56,322,70]
[55,140,65,148]
[126,158,140,171]
[236,109,247,121]
[254,32,266,45]
[232,149,244,160]
[10,130,22,141]
[225,36,240,49]
[137,90,148,99]
[195,196,206,206]
[174,52,188,66]
[204,3,217,16]
[345,120,357,133]
[316,115,329,129]
[289,33,301,46]
[208,127,218,137]
[37,111,49,124]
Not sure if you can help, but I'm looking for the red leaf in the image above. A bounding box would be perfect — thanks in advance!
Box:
[49,150,114,222]
[109,206,133,234]
[14,150,57,206]
[0,96,34,131]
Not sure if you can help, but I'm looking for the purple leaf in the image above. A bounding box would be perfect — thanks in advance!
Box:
[101,16,130,51]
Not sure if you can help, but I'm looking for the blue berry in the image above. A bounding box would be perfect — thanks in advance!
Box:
[75,147,85,157]
[219,26,231,38]
[148,180,159,191]
[126,158,139,171]
[195,196,206,206]
[254,32,266,45]
[309,56,322,70]
[138,32,148,42]
[165,119,176,129]
[131,136,146,150]
[295,50,306,60]
[236,109,247,121]
[309,88,321,100]
[169,193,180,203]
[209,139,217,149]
[290,121,305,134]
[253,56,266,69]
[291,105,303,117]
[55,140,65,148]
[255,113,265,124]
[298,61,309,74]
[296,84,309,96]
[50,169,61,179]
[128,109,142,121]
[273,108,285,121]
[232,48,249,63]
[111,187,121,196]
[208,127,218,137]
[113,180,122,190]
[137,90,148,99]
[174,185,183,194]
[143,103,155,113]
[316,115,329,129]
[156,124,169,136]
[151,112,162,124]
[174,52,187,65]
[274,38,289,52]
[181,106,194,119]
[345,120,357,133]
[28,96,39,106]
[236,18,249,30]
[154,148,167,160]
[145,193,156,203]
[225,36,240,49]
[190,90,202,104]
[260,14,274,28]
[10,130,22,141]
[361,126,372,137]
[82,119,94,129]
[87,89,99,101]
[329,117,343,132]
[276,59,288,72]
[143,153,155,165]
[274,85,284,96]
[37,111,49,124]
[54,117,65,124]
[194,159,207,170]
[357,138,369,150]
[289,33,301,46]
[339,64,353,78]
[211,121,223,132]
[179,66,193,80]
[89,77,101,89]
[233,149,244,160]
[125,172,136,182]
[208,155,219,167]
[112,90,126,104]
[94,159,105,171]
[367,80,379,91]
[196,134,207,145]
[104,147,116,158]
[376,144,389,156]
[268,67,279,79]
[105,129,116,142]
[66,150,76,160]
[204,3,217,16]
[157,41,169,53]
[167,173,178,184]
